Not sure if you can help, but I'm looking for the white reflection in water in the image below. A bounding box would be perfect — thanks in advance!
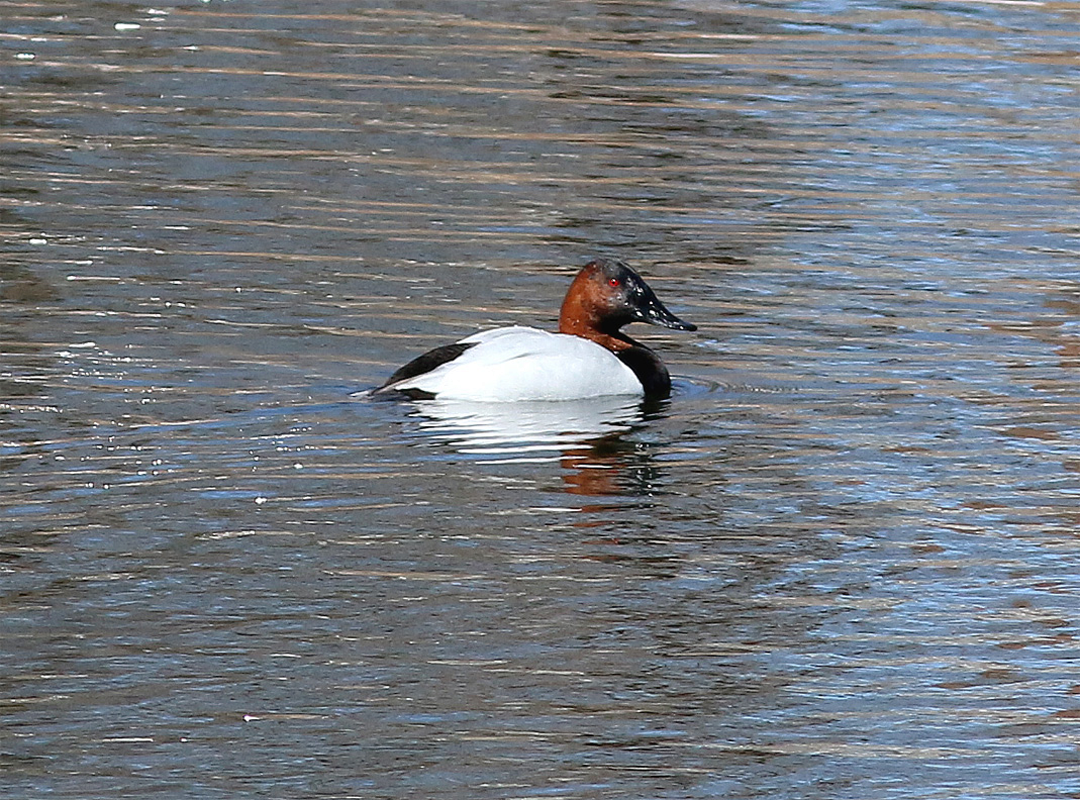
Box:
[407,395,644,459]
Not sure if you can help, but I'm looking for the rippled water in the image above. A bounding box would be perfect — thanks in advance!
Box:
[3,1,1080,797]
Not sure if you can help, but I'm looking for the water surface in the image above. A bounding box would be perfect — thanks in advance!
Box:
[3,1,1080,798]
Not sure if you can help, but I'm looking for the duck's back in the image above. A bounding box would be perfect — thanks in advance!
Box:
[384,326,643,402]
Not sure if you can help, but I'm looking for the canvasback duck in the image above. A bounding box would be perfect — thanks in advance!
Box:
[375,258,696,402]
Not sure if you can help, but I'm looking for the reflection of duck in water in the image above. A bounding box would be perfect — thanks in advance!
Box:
[405,396,669,497]
[560,432,660,498]
[408,395,643,453]
[375,258,696,402]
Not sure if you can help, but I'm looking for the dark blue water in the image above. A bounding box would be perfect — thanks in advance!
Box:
[3,1,1080,797]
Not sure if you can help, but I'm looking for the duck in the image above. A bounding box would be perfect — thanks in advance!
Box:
[374,258,696,402]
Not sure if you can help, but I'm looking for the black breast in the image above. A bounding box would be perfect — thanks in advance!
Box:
[616,346,671,398]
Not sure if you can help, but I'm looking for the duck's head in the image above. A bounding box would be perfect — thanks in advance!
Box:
[559,258,697,338]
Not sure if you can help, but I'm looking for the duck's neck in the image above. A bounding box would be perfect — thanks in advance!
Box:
[560,320,633,352]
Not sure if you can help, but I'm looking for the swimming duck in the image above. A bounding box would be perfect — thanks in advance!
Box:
[375,258,696,402]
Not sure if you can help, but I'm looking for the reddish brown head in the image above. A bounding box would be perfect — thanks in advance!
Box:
[558,258,695,351]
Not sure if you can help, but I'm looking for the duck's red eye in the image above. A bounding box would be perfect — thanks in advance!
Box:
[608,278,620,288]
